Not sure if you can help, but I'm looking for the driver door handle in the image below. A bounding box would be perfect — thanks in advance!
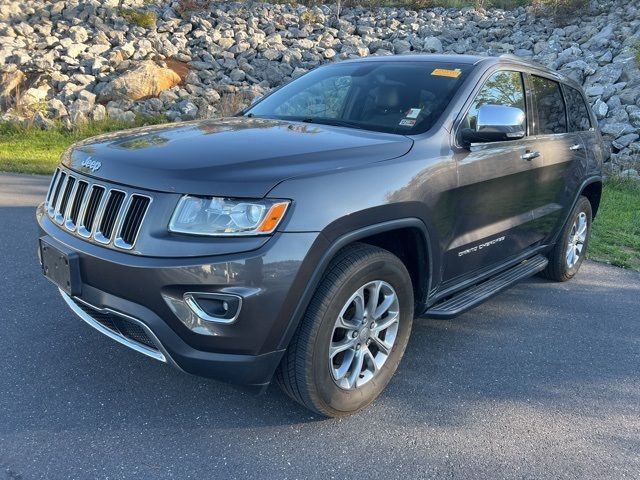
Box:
[569,144,583,151]
[521,150,541,161]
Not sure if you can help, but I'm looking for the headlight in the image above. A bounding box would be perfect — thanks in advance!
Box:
[168,196,290,236]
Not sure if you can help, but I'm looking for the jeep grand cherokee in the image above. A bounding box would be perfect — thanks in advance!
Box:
[37,54,604,417]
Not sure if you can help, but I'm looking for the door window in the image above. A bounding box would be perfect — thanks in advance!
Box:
[465,71,526,131]
[529,75,567,135]
[564,86,592,132]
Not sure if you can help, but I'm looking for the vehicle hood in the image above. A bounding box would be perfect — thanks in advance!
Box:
[62,117,414,197]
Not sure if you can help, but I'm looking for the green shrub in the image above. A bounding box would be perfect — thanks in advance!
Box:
[118,9,157,29]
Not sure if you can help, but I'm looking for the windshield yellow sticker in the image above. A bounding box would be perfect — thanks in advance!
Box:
[431,68,462,78]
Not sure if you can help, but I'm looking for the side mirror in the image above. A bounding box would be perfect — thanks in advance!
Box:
[461,105,526,144]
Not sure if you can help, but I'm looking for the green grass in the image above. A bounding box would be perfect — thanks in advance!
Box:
[589,179,640,270]
[0,117,167,175]
[0,120,638,270]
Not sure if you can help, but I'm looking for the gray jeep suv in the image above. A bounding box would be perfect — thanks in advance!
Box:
[37,54,604,417]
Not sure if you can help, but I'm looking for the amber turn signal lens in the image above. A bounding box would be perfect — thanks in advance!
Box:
[258,202,289,233]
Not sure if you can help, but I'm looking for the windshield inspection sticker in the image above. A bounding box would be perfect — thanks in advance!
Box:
[399,119,416,127]
[404,108,422,119]
[431,68,462,78]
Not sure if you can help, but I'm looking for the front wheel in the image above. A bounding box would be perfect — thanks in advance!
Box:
[541,196,592,282]
[275,243,414,417]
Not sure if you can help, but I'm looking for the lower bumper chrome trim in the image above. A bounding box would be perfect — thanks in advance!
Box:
[59,289,168,363]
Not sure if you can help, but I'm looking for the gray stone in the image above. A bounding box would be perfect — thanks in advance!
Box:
[33,111,55,130]
[91,104,106,121]
[422,36,443,53]
[66,43,87,59]
[585,85,604,97]
[620,169,640,180]
[612,134,639,150]
[592,99,608,120]
[47,98,68,118]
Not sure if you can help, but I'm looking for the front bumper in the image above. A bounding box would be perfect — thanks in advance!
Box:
[37,204,324,389]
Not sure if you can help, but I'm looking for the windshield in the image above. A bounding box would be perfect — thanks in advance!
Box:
[246,61,473,135]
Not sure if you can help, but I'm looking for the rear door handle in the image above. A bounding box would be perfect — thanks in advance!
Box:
[569,144,582,151]
[521,150,541,161]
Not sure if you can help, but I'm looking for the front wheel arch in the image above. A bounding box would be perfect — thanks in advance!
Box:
[275,218,432,352]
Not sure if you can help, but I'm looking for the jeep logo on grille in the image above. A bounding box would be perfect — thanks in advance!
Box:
[81,157,102,172]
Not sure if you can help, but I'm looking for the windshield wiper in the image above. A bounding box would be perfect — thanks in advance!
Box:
[299,117,364,130]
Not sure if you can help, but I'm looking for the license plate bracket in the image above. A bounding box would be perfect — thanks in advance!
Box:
[39,237,82,296]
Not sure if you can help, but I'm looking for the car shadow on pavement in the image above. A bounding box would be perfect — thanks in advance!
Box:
[381,269,640,427]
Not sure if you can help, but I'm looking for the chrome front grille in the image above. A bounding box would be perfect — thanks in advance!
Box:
[45,168,151,250]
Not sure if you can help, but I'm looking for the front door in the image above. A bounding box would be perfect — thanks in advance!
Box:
[443,70,546,282]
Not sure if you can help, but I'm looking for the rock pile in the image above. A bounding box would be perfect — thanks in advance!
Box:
[1,0,639,174]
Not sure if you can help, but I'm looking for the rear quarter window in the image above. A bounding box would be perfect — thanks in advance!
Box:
[564,85,592,132]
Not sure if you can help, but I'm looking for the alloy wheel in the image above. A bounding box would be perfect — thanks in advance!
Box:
[329,280,400,390]
[566,211,587,269]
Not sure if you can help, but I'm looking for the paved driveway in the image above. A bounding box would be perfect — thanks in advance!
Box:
[1,173,639,479]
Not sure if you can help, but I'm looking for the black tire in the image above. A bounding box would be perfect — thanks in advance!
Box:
[275,243,414,417]
[541,196,592,282]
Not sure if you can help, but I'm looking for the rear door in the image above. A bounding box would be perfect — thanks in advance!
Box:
[444,69,547,282]
[525,74,587,243]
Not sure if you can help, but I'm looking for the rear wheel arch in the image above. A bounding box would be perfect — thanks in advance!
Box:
[581,180,602,219]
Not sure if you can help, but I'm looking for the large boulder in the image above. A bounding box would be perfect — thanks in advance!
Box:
[98,61,181,103]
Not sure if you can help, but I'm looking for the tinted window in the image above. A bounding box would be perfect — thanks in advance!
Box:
[464,71,526,131]
[248,62,472,135]
[564,86,591,132]
[530,75,567,135]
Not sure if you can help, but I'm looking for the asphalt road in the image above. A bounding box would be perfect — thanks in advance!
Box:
[1,172,639,480]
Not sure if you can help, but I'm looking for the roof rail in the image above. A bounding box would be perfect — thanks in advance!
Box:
[498,53,524,60]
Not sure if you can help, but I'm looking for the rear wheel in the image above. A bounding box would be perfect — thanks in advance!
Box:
[275,243,414,417]
[541,196,592,282]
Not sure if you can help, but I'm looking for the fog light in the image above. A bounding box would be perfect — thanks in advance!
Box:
[162,292,242,336]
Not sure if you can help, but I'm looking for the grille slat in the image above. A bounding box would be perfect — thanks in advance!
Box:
[80,185,105,234]
[118,195,151,248]
[51,172,67,213]
[69,181,88,226]
[97,191,126,242]
[46,169,150,250]
[57,176,76,222]
[46,169,61,206]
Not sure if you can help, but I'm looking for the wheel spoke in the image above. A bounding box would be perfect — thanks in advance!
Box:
[365,281,382,319]
[373,312,398,333]
[336,290,365,329]
[347,350,365,388]
[373,293,395,320]
[330,337,357,359]
[364,348,378,373]
[333,349,355,380]
[371,335,392,355]
[566,246,575,267]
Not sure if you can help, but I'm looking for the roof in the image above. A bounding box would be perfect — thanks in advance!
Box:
[340,53,487,65]
[338,53,580,89]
